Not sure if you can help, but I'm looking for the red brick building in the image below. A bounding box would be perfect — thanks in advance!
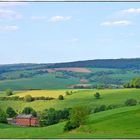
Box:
[15,114,39,127]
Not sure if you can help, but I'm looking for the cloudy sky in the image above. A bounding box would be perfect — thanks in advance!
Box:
[0,2,140,64]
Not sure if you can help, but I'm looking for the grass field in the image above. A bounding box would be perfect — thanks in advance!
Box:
[0,73,80,90]
[0,105,140,138]
[0,88,140,112]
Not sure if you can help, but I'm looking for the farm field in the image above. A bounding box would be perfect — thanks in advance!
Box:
[0,67,140,90]
[12,89,78,98]
[0,88,140,112]
[0,74,81,90]
[0,105,140,138]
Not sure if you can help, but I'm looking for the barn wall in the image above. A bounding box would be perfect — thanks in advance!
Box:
[15,118,39,126]
[16,118,31,126]
[31,118,39,126]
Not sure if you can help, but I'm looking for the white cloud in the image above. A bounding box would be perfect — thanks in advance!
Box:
[31,16,47,20]
[135,45,140,49]
[121,8,140,15]
[49,16,72,22]
[0,9,22,19]
[0,25,19,31]
[99,38,112,43]
[69,38,79,43]
[100,20,132,26]
[120,32,135,37]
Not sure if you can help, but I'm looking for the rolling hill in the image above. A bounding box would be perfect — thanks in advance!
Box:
[0,58,140,90]
[0,88,140,111]
[0,105,140,138]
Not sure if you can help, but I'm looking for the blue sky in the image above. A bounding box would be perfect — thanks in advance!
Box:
[0,2,140,64]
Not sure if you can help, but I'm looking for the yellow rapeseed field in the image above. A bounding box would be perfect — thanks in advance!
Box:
[13,90,77,98]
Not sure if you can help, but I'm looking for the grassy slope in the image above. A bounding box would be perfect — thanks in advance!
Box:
[0,74,80,90]
[0,88,140,112]
[0,105,140,138]
[62,105,140,138]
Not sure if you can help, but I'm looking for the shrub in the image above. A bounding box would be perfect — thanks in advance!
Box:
[6,89,13,96]
[64,106,89,131]
[99,105,106,111]
[38,111,48,126]
[125,99,137,106]
[0,109,7,123]
[64,121,78,132]
[58,95,64,100]
[6,107,17,118]
[106,104,118,110]
[22,107,37,117]
[94,105,106,113]
[93,107,100,113]
[65,91,70,96]
[39,96,46,100]
[46,108,60,125]
[94,92,100,99]
[39,108,71,127]
[24,95,33,102]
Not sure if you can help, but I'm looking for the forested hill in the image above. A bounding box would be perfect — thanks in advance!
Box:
[0,58,140,71]
[47,58,140,69]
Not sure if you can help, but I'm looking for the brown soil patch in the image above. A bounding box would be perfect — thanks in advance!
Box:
[46,67,91,73]
[80,79,89,83]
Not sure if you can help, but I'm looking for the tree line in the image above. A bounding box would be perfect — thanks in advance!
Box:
[124,77,140,88]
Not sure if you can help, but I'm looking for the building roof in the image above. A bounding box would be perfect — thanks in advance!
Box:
[16,114,33,119]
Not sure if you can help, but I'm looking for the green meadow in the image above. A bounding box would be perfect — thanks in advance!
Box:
[0,88,140,138]
[0,88,140,111]
[0,105,140,138]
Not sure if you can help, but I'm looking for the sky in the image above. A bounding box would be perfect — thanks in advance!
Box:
[0,2,140,64]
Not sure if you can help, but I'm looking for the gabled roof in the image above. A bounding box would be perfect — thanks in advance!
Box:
[16,114,33,119]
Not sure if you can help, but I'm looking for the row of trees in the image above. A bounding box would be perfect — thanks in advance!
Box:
[0,95,55,102]
[92,98,138,114]
[124,77,140,88]
[39,108,70,126]
[0,106,70,126]
[73,84,122,89]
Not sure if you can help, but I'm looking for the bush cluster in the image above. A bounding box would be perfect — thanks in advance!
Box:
[6,89,13,96]
[125,99,137,106]
[22,107,37,117]
[0,108,7,123]
[39,108,71,126]
[58,95,64,100]
[93,104,120,113]
[94,92,100,99]
[124,77,140,88]
[0,96,23,101]
[0,96,54,102]
[6,107,17,118]
[65,91,73,96]
[64,106,89,132]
